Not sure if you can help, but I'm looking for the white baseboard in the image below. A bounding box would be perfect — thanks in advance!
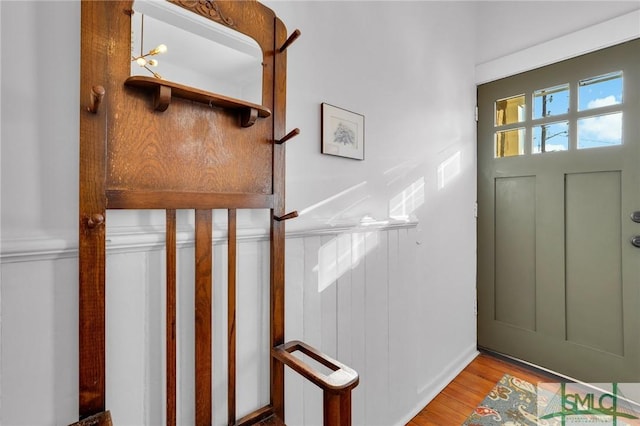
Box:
[395,344,479,426]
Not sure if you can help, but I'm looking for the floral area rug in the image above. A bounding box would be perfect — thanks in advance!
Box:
[463,373,640,425]
[462,373,542,425]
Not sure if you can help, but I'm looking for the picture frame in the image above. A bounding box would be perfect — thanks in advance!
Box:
[321,103,365,160]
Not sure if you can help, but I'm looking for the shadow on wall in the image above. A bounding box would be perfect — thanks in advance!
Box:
[303,149,463,293]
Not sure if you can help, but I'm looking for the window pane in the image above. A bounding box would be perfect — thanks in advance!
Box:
[577,112,622,149]
[495,128,525,158]
[533,121,569,153]
[578,71,623,111]
[533,84,569,119]
[495,95,525,126]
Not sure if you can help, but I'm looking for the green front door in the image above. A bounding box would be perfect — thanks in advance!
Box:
[477,39,640,382]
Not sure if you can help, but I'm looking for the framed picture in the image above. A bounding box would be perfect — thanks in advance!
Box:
[321,103,365,160]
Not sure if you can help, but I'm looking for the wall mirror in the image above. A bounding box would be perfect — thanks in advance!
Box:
[131,0,264,105]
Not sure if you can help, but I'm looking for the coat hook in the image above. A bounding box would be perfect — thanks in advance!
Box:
[86,213,105,228]
[87,85,105,113]
[274,211,298,221]
[279,29,301,53]
[275,128,300,144]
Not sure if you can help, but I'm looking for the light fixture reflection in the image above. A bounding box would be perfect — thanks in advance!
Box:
[131,44,167,79]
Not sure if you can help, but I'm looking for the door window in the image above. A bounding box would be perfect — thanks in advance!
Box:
[493,71,624,157]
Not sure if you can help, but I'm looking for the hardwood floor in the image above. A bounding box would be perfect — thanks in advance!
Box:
[407,351,560,425]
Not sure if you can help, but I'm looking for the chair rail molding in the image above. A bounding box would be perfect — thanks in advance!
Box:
[0,220,418,263]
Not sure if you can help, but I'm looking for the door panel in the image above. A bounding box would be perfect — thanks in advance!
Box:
[565,171,623,356]
[477,38,640,382]
[495,176,537,331]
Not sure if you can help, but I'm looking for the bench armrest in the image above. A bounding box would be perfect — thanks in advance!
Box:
[272,340,359,392]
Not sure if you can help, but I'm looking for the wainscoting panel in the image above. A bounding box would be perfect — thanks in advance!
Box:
[0,222,425,426]
[0,257,78,425]
[283,226,421,426]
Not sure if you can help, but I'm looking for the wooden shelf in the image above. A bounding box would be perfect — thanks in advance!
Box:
[124,76,271,127]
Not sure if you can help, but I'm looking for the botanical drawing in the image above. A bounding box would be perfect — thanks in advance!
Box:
[332,119,358,148]
[322,103,364,160]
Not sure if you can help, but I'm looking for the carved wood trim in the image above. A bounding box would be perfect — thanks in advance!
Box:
[168,0,235,27]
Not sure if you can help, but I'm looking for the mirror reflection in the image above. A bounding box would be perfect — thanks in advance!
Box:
[131,1,263,105]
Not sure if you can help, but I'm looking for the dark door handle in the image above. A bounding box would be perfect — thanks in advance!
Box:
[633,236,640,248]
[632,211,640,223]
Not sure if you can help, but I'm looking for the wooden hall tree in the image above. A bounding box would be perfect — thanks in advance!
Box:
[75,1,358,425]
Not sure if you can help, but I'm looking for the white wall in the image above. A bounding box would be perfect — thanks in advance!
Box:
[475,2,640,83]
[268,6,480,422]
[474,1,640,65]
[1,1,636,425]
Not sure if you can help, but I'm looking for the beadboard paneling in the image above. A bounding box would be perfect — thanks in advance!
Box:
[0,222,468,426]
